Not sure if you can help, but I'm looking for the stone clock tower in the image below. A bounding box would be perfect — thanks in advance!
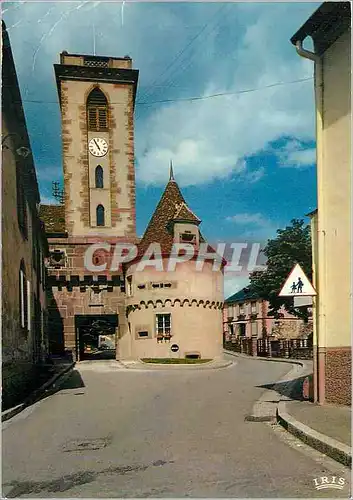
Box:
[55,52,138,237]
[40,52,139,361]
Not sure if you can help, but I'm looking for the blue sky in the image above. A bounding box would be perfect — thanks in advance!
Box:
[3,1,319,296]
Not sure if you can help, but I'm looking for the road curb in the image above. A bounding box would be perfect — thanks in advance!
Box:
[121,359,233,370]
[276,401,352,467]
[224,349,305,367]
[247,361,307,423]
[2,362,75,423]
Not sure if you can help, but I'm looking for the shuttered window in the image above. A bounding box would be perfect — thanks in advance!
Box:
[87,88,108,131]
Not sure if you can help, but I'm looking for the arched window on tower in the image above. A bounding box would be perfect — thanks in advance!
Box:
[95,165,104,188]
[87,87,108,131]
[96,204,105,226]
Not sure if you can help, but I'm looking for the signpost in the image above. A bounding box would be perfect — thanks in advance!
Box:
[171,344,179,353]
[279,263,316,297]
[279,263,317,402]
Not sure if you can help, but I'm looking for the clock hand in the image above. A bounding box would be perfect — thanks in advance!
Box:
[94,139,101,151]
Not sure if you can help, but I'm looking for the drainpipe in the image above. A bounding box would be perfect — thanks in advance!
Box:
[294,40,320,63]
[294,36,324,403]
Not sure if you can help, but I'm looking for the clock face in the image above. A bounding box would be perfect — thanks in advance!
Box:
[88,137,108,157]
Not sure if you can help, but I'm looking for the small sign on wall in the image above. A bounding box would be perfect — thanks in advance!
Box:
[171,344,179,352]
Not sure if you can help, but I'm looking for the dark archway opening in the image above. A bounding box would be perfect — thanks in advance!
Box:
[75,314,118,361]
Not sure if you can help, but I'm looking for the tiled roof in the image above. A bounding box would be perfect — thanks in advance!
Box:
[225,287,260,304]
[138,179,201,255]
[39,204,66,233]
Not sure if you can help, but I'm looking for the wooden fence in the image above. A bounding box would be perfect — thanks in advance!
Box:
[224,336,312,359]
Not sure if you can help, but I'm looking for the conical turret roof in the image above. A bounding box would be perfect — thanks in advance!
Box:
[138,178,201,255]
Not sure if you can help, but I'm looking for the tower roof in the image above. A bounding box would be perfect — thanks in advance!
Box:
[39,204,66,234]
[172,202,201,224]
[137,178,201,255]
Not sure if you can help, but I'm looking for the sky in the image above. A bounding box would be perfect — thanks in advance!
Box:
[2,1,319,297]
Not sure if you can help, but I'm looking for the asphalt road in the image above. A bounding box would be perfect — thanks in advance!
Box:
[2,354,350,498]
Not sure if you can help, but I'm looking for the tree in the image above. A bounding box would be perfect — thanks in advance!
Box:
[249,219,312,319]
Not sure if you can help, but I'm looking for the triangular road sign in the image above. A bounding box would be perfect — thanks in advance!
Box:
[279,263,316,297]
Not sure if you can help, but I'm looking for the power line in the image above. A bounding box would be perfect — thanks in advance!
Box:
[136,3,229,116]
[137,77,314,106]
[139,4,227,100]
[142,5,233,106]
[20,76,313,107]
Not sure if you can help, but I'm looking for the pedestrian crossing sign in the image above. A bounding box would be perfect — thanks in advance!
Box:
[279,263,316,297]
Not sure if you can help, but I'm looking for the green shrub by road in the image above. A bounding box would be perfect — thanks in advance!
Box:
[141,358,212,364]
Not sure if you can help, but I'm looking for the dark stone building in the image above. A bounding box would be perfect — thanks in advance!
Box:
[2,22,49,409]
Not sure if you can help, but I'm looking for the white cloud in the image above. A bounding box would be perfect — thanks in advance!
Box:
[244,167,266,184]
[225,211,279,241]
[3,2,319,188]
[280,148,316,168]
[276,138,316,168]
[134,4,317,186]
[226,213,267,226]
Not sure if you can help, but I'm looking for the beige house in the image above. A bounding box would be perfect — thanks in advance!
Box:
[2,22,49,409]
[291,2,351,405]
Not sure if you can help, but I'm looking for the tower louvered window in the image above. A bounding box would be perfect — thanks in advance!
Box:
[87,87,108,131]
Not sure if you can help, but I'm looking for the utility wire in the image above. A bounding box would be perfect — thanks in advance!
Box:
[21,76,313,107]
[136,3,229,113]
[137,77,314,106]
[144,5,233,105]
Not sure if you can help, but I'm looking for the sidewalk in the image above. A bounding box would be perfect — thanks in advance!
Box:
[225,350,351,467]
[277,384,351,467]
[277,363,351,467]
[286,399,351,446]
[2,354,75,422]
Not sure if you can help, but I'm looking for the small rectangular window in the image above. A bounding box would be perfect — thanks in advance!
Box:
[180,233,196,243]
[138,331,149,338]
[137,284,146,290]
[152,283,160,289]
[156,313,171,336]
[251,321,258,335]
[185,353,200,359]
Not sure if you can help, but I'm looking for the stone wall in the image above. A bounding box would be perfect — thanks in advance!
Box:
[325,347,351,405]
[2,24,48,408]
